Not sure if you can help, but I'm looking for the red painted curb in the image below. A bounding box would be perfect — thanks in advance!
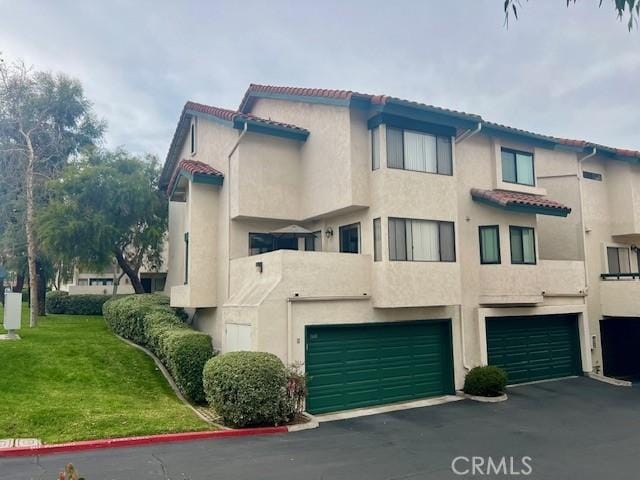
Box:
[0,427,288,458]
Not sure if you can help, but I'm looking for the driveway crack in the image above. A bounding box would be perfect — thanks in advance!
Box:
[151,452,170,480]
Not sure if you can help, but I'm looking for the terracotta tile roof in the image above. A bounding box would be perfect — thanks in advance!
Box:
[471,188,571,215]
[238,83,481,122]
[167,159,223,196]
[239,84,639,159]
[185,101,308,133]
[238,84,370,112]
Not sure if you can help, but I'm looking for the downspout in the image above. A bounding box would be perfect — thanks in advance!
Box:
[227,121,248,300]
[455,122,482,144]
[578,147,596,297]
[459,304,471,371]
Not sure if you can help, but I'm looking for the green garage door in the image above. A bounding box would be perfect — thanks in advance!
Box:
[305,320,454,414]
[486,314,582,384]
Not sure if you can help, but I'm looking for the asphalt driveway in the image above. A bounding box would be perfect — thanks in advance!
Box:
[3,377,640,479]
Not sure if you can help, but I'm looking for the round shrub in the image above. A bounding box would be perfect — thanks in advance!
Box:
[203,352,291,427]
[45,291,69,313]
[463,366,508,397]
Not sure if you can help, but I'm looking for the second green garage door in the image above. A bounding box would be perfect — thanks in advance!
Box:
[305,320,454,414]
[486,314,582,385]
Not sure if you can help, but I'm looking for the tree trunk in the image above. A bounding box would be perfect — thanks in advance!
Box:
[24,134,38,327]
[114,250,144,294]
[13,273,24,293]
[36,259,46,316]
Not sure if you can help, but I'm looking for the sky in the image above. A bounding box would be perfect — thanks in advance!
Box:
[1,0,638,159]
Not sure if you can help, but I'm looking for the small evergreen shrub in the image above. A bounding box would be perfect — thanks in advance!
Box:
[463,366,508,397]
[46,291,111,315]
[103,294,214,403]
[203,352,292,427]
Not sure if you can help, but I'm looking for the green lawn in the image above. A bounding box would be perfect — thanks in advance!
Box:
[0,304,209,444]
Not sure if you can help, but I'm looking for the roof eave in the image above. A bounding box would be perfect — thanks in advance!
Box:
[471,195,571,217]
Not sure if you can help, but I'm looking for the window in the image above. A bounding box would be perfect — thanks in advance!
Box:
[509,226,536,264]
[501,148,534,186]
[89,278,113,286]
[78,279,88,286]
[339,223,360,254]
[184,232,189,284]
[386,127,452,175]
[304,231,322,251]
[583,171,603,181]
[373,218,381,261]
[607,246,631,274]
[371,127,380,170]
[249,233,298,256]
[388,218,455,262]
[190,119,197,155]
[479,225,501,264]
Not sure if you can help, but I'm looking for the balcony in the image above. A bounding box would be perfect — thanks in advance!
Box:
[479,264,542,305]
[478,260,585,305]
[600,273,640,317]
[228,250,372,304]
[372,261,461,308]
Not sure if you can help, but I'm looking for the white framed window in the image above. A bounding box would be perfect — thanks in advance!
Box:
[371,127,380,170]
[388,217,455,262]
[386,128,452,175]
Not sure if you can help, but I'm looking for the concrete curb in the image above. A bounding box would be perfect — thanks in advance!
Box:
[461,393,508,403]
[0,428,289,458]
[287,413,320,432]
[587,372,632,387]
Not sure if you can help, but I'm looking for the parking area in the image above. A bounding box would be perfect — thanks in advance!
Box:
[3,377,640,479]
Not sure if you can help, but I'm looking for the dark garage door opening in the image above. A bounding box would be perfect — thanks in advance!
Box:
[601,317,640,380]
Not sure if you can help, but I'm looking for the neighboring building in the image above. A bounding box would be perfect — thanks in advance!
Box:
[63,268,167,295]
[160,84,639,414]
[62,243,168,295]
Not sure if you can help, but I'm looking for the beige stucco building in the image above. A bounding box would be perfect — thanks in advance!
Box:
[160,84,640,414]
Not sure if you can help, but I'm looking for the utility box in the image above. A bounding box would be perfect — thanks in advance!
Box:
[2,291,21,340]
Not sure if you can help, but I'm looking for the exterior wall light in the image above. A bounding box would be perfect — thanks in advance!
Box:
[325,227,334,238]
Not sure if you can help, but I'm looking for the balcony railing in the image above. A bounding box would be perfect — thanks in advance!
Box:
[601,273,640,280]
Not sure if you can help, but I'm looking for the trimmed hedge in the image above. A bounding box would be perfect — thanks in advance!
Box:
[203,352,292,427]
[103,294,173,345]
[45,291,111,315]
[463,366,508,397]
[103,294,213,403]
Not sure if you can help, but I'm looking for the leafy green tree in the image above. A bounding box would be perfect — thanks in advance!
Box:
[38,149,168,294]
[0,58,104,325]
[504,0,639,30]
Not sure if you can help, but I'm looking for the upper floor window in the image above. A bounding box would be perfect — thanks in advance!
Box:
[479,225,501,264]
[339,223,360,254]
[607,246,631,274]
[509,226,536,264]
[371,127,380,170]
[373,218,381,261]
[389,218,455,262]
[502,148,534,186]
[387,128,452,175]
[184,232,189,284]
[190,119,197,155]
[249,233,297,256]
[583,171,603,182]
